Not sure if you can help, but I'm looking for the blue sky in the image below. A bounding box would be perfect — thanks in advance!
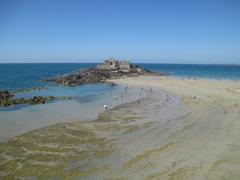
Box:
[0,0,240,64]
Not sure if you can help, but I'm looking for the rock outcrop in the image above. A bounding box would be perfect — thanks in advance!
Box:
[0,91,57,107]
[45,58,162,86]
[0,91,14,100]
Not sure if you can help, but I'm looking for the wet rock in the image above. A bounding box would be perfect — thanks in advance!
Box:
[29,96,44,104]
[108,82,117,87]
[0,91,15,106]
[14,98,26,104]
[0,92,57,107]
[47,96,55,100]
[0,91,14,100]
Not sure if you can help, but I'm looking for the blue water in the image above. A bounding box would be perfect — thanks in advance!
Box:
[1,63,239,92]
[0,63,142,112]
[140,63,240,80]
[0,63,97,91]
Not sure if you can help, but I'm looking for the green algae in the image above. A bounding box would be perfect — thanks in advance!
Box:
[95,124,123,132]
[145,166,200,180]
[125,125,139,134]
[123,143,173,169]
[63,165,110,180]
[0,120,114,179]
[97,111,114,122]
[145,171,165,180]
[121,115,139,122]
[0,96,148,179]
[67,151,89,161]
[5,145,25,157]
[26,153,64,162]
[26,145,71,153]
[0,160,18,172]
[167,167,198,180]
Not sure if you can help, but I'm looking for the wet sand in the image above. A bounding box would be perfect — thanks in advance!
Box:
[1,76,240,179]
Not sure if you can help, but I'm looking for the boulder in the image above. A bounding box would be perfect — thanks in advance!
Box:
[0,91,14,100]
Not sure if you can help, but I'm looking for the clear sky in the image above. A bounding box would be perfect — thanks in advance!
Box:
[0,0,240,64]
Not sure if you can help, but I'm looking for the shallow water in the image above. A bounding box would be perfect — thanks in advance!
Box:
[0,63,148,141]
[0,84,145,141]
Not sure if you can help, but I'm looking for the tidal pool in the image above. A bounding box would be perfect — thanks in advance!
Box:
[0,84,146,142]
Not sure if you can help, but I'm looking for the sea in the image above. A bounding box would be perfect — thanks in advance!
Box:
[1,63,240,91]
[140,63,240,80]
[0,63,240,141]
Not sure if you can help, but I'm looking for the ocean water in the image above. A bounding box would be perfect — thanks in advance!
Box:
[0,63,146,141]
[0,63,97,91]
[0,63,239,141]
[1,63,240,92]
[140,63,240,80]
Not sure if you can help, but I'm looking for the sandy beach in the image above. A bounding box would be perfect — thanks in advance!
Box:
[2,0,240,178]
[1,76,240,179]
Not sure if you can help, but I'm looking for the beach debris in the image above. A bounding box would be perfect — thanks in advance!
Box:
[104,105,108,109]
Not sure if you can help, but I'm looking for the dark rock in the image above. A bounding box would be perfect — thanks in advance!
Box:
[0,91,14,100]
[0,91,15,106]
[28,96,47,105]
[47,96,55,100]
[108,82,117,87]
[0,92,57,107]
[44,59,163,87]
[14,98,27,104]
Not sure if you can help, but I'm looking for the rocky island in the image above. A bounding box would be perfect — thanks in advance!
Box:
[45,58,162,86]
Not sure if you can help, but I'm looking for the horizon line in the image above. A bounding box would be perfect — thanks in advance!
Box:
[0,62,240,66]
